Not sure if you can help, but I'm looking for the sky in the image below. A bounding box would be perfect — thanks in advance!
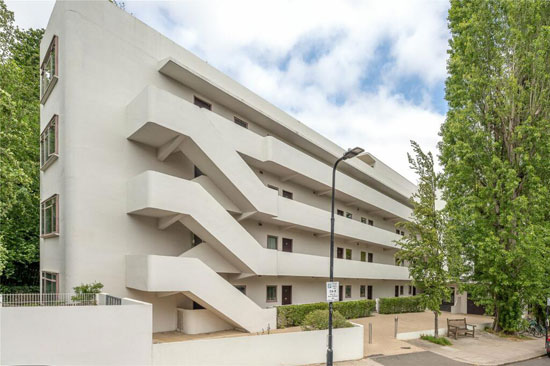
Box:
[5,0,451,184]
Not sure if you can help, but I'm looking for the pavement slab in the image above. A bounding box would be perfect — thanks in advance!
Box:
[407,331,546,365]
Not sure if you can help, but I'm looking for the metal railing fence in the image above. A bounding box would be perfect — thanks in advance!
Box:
[0,293,97,307]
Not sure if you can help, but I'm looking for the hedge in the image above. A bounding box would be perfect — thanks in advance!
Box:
[378,295,425,314]
[302,310,352,331]
[0,285,39,294]
[277,299,376,328]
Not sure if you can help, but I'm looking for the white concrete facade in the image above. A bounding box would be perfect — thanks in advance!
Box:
[40,1,416,333]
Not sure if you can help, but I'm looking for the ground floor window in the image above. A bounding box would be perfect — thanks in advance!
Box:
[267,235,278,250]
[367,285,373,300]
[266,285,277,302]
[41,271,58,294]
[400,285,404,295]
[360,285,366,297]
[345,285,352,298]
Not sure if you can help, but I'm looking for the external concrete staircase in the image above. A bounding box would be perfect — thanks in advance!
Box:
[124,85,410,334]
[126,255,276,332]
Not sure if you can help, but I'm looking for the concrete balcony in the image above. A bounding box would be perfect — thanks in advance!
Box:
[126,85,412,221]
[127,170,410,281]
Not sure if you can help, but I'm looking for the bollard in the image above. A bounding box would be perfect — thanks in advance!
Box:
[369,323,373,344]
[394,316,398,338]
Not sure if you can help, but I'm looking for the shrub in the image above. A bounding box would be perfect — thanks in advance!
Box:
[334,299,376,319]
[301,310,353,331]
[277,299,375,328]
[378,296,424,314]
[72,282,103,304]
[420,335,452,346]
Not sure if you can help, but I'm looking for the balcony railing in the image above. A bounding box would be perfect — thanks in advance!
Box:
[0,293,122,307]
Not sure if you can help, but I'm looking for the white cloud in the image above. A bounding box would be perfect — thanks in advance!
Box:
[7,0,450,183]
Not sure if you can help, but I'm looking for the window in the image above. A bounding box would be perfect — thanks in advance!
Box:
[360,251,366,262]
[267,184,279,192]
[192,233,203,247]
[282,238,293,252]
[345,212,352,219]
[367,285,373,300]
[400,285,404,295]
[41,35,58,103]
[345,248,352,260]
[40,115,58,170]
[345,285,352,298]
[235,285,246,295]
[233,116,248,128]
[267,235,278,250]
[368,253,373,263]
[361,217,367,224]
[282,190,293,200]
[266,285,277,302]
[396,229,400,234]
[336,247,344,259]
[400,231,405,236]
[194,165,204,178]
[194,96,212,110]
[413,286,417,295]
[40,194,59,237]
[360,285,366,297]
[408,285,412,295]
[395,285,399,297]
[42,271,58,294]
[337,210,344,216]
[368,219,374,226]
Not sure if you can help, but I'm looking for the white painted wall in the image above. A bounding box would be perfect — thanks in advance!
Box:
[177,308,233,334]
[0,298,152,365]
[152,324,364,366]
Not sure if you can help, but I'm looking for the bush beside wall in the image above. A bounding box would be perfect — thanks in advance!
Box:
[378,296,425,314]
[301,310,353,331]
[277,299,375,328]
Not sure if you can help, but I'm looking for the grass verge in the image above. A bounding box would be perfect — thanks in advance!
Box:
[420,334,453,346]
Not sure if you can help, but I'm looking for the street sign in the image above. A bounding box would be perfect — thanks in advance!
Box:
[326,281,339,302]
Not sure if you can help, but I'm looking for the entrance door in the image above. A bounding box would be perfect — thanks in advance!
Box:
[282,286,292,305]
[339,285,343,301]
[282,238,293,252]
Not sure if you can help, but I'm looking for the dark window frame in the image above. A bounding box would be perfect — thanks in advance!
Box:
[266,285,277,302]
[233,116,249,128]
[360,285,366,298]
[40,114,59,170]
[368,219,374,226]
[337,209,344,217]
[193,96,212,110]
[40,194,59,238]
[282,190,293,200]
[368,253,374,263]
[41,271,59,294]
[345,285,352,298]
[40,35,58,104]
[345,248,352,260]
[267,235,278,250]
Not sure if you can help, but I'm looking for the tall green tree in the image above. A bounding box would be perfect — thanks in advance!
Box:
[0,0,42,286]
[441,0,550,332]
[397,141,457,337]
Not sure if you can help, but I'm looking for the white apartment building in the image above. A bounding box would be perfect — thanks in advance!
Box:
[39,1,416,334]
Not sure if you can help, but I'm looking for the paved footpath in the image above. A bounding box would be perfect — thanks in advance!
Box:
[370,353,549,366]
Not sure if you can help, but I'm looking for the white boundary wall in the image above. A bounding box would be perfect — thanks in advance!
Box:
[0,297,152,365]
[153,324,364,366]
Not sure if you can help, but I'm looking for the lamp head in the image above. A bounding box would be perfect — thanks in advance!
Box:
[342,147,365,160]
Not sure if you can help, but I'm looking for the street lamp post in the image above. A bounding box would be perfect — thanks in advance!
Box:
[327,147,364,366]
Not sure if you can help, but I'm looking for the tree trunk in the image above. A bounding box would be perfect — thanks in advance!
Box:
[434,311,439,338]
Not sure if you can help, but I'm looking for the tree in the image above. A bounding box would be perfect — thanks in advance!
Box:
[396,141,457,338]
[441,0,550,332]
[0,0,42,287]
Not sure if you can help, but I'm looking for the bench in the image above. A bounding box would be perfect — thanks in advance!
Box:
[447,318,476,339]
